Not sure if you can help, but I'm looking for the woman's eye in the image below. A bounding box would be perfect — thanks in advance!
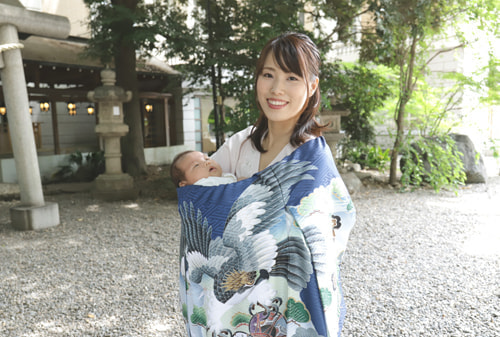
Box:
[288,76,299,81]
[262,73,273,78]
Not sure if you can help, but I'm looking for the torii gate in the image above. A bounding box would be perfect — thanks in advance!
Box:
[0,0,70,230]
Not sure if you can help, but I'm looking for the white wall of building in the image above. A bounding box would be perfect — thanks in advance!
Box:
[19,0,90,38]
[182,95,197,150]
[30,101,99,154]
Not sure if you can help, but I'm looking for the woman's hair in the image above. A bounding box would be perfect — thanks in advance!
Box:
[170,150,195,187]
[251,32,328,152]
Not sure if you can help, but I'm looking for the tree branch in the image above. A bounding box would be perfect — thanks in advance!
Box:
[423,43,466,70]
[316,8,372,48]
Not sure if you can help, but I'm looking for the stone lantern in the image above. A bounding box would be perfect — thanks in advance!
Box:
[88,68,137,201]
[320,96,351,159]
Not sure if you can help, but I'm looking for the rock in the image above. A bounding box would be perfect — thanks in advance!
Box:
[341,172,363,195]
[343,160,362,172]
[354,171,373,181]
[450,134,488,184]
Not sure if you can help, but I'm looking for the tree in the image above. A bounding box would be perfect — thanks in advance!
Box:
[159,0,368,139]
[160,0,309,141]
[360,0,499,186]
[84,0,160,177]
[359,0,461,185]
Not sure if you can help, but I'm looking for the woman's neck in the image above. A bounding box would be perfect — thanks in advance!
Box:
[258,121,295,171]
[265,122,294,149]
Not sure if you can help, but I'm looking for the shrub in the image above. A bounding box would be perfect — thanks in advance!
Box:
[400,135,466,193]
[340,140,391,171]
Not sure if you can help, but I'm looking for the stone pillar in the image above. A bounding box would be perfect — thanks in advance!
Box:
[0,25,44,206]
[320,100,351,159]
[0,1,69,230]
[88,68,137,201]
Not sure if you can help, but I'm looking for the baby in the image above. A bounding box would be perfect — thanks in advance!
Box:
[170,150,237,187]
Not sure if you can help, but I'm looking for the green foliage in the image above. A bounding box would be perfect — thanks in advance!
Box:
[321,62,395,143]
[483,53,500,105]
[340,140,391,171]
[160,0,307,93]
[485,138,500,164]
[83,0,161,63]
[405,79,463,137]
[361,0,459,66]
[159,0,372,137]
[394,72,470,192]
[52,151,105,183]
[357,0,499,186]
[400,136,466,193]
[207,104,257,136]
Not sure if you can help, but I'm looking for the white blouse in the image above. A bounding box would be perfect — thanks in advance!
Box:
[210,126,298,179]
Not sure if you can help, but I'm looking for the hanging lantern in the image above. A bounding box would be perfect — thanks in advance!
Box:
[67,102,76,116]
[40,101,50,112]
[87,105,95,115]
[145,103,153,113]
[0,105,6,116]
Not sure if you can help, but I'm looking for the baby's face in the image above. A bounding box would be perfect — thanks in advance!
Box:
[178,151,223,186]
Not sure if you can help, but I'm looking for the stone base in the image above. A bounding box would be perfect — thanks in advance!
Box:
[10,202,60,231]
[92,173,138,201]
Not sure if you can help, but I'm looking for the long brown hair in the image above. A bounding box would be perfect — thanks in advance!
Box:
[250,32,328,152]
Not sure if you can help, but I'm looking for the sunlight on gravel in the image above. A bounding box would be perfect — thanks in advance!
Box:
[1,175,499,336]
[463,221,500,256]
[424,183,500,257]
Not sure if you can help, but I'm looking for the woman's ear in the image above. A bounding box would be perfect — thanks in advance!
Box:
[309,77,319,97]
[179,180,187,187]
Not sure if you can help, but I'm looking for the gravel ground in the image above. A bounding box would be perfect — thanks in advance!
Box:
[1,175,499,337]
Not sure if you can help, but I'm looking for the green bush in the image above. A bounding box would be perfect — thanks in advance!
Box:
[400,135,466,193]
[321,62,394,144]
[341,140,390,171]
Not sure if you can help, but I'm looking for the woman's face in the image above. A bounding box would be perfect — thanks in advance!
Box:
[256,53,318,126]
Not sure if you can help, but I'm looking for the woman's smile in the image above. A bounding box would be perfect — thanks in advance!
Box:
[267,99,288,109]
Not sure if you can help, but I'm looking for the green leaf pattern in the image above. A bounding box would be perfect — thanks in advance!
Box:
[285,298,311,323]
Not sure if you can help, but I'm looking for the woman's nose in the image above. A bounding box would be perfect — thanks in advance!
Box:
[271,80,284,94]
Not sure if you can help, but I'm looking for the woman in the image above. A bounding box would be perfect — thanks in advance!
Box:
[177,32,355,337]
[211,32,327,177]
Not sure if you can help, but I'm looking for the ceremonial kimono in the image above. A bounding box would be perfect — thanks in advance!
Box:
[177,136,356,337]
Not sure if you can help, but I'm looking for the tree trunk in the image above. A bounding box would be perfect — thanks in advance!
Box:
[389,100,406,186]
[389,36,419,186]
[115,44,147,177]
[112,0,147,177]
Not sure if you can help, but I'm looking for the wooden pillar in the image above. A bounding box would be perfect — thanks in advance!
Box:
[50,99,60,154]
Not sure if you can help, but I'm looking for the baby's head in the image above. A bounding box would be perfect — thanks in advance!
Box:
[170,150,223,187]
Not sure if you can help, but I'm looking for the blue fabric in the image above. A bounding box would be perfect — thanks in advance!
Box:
[177,137,355,337]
